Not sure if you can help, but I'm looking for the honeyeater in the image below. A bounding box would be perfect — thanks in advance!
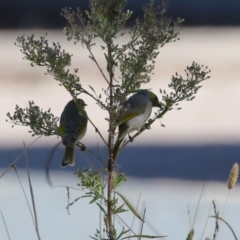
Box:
[113,90,162,160]
[58,99,88,167]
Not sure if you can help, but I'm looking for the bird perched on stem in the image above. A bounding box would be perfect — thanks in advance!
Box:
[58,99,88,167]
[113,89,162,161]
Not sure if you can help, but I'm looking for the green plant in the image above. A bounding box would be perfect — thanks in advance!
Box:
[6,0,211,239]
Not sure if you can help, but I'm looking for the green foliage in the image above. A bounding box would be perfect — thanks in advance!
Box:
[16,34,102,103]
[117,1,183,92]
[163,62,210,108]
[75,169,127,207]
[6,101,59,136]
[76,168,105,204]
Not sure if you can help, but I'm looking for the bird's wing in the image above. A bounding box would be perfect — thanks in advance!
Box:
[59,115,87,136]
[58,122,65,136]
[73,119,87,136]
[116,94,148,126]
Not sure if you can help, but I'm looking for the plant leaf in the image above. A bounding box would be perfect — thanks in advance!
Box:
[115,191,143,221]
[88,85,98,97]
[96,202,107,215]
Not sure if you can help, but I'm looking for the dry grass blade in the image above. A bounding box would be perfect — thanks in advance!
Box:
[192,145,219,229]
[128,193,142,239]
[12,164,36,226]
[200,201,213,240]
[143,218,162,237]
[0,136,42,179]
[23,143,41,240]
[139,207,146,240]
[228,163,239,190]
[187,204,192,229]
[0,210,11,240]
[210,216,238,240]
[116,213,138,236]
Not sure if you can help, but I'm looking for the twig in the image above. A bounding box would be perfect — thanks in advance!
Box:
[67,186,70,215]
[88,47,110,85]
[86,116,108,146]
[76,142,107,167]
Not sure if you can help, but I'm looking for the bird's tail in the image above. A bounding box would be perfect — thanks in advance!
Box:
[112,133,126,162]
[61,143,75,167]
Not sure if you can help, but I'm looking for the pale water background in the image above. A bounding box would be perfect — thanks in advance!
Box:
[0,28,240,239]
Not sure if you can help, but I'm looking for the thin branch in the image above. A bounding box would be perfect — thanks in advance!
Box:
[76,142,107,167]
[88,47,110,85]
[86,116,108,146]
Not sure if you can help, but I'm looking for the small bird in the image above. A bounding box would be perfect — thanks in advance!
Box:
[113,90,162,160]
[58,99,88,167]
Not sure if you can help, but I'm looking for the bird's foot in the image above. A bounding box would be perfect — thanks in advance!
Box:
[77,142,87,151]
[128,134,134,142]
[144,123,151,130]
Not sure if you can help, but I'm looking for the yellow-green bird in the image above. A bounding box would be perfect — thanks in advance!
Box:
[113,90,162,160]
[58,99,88,167]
